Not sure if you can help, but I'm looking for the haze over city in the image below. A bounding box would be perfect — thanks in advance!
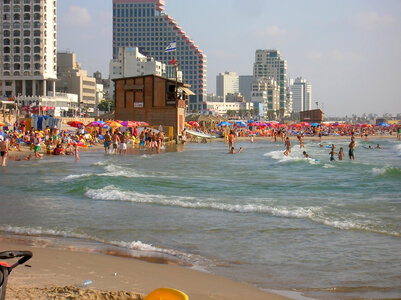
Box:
[58,0,401,116]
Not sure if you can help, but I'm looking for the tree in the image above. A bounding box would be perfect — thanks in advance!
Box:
[98,100,115,112]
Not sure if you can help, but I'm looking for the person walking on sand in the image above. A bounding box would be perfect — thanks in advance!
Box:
[284,137,291,156]
[0,136,8,167]
[349,137,356,160]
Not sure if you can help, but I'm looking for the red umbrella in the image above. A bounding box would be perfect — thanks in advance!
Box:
[138,121,150,127]
[67,120,84,128]
[121,121,138,127]
[188,121,200,127]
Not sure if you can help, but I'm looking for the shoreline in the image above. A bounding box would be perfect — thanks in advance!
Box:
[0,236,290,300]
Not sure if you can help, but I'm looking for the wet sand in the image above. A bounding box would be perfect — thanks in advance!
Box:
[1,240,289,300]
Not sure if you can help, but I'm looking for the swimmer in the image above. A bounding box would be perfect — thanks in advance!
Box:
[329,148,337,161]
[302,151,309,158]
[376,144,382,149]
[229,146,243,154]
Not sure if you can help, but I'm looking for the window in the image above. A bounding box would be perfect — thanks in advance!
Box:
[34,54,40,61]
[24,38,30,45]
[34,46,40,53]
[4,14,11,21]
[14,55,20,61]
[13,22,20,28]
[23,30,30,36]
[3,63,10,70]
[13,13,20,20]
[4,0,10,4]
[23,46,30,53]
[13,30,20,36]
[4,47,11,53]
[24,13,30,20]
[14,63,20,70]
[13,46,19,53]
[24,55,30,61]
[34,13,40,20]
[34,30,40,36]
[4,55,10,62]
[24,5,30,12]
[24,63,30,69]
[3,38,10,45]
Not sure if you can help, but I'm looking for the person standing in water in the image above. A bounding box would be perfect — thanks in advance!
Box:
[0,136,8,167]
[284,137,291,156]
[338,147,344,160]
[349,137,356,160]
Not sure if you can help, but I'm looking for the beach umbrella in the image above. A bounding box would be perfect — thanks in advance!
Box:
[0,122,7,127]
[184,122,192,127]
[86,121,105,127]
[301,122,310,127]
[188,121,200,127]
[107,121,123,128]
[235,121,246,127]
[67,120,84,128]
[121,121,138,127]
[137,121,150,127]
[311,123,320,127]
[218,121,231,127]
[378,122,390,127]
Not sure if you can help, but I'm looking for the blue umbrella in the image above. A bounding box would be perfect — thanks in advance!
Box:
[378,122,389,127]
[218,122,231,127]
[311,123,320,127]
[235,121,246,127]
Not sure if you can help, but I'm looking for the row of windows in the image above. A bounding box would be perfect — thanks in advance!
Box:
[4,38,42,45]
[2,4,41,12]
[2,21,41,28]
[3,46,41,53]
[3,71,42,76]
[3,13,41,20]
[114,3,154,8]
[3,63,41,70]
[3,0,41,4]
[114,8,155,18]
[4,54,42,61]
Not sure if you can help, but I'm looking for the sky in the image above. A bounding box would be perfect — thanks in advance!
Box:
[57,0,401,117]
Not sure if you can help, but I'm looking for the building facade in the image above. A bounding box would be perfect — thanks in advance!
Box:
[253,50,288,115]
[0,0,57,98]
[290,77,312,112]
[56,52,97,112]
[251,77,280,119]
[110,46,182,82]
[239,75,253,102]
[216,71,239,101]
[112,0,207,112]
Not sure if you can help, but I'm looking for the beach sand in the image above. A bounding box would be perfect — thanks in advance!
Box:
[1,240,288,300]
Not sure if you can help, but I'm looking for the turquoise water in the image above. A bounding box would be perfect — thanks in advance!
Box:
[1,138,401,299]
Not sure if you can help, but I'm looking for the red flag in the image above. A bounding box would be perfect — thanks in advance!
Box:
[170,58,175,65]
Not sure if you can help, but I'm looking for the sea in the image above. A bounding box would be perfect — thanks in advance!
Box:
[0,138,400,299]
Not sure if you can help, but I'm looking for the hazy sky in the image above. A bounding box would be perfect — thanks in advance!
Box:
[58,0,401,116]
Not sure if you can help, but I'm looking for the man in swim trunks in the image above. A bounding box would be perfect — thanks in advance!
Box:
[348,137,356,160]
[103,131,112,153]
[0,136,8,167]
[112,131,120,154]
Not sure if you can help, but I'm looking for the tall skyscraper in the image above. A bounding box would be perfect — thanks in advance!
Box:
[216,72,239,101]
[290,77,312,112]
[112,0,207,112]
[253,50,287,114]
[0,0,57,97]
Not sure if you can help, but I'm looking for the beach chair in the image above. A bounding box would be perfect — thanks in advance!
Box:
[144,288,189,300]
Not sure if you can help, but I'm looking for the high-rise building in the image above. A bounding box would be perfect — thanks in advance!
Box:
[0,0,57,97]
[112,0,207,112]
[290,77,312,112]
[253,50,287,114]
[239,75,253,102]
[216,72,239,101]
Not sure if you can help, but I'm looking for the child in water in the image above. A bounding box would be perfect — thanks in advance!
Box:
[338,147,344,160]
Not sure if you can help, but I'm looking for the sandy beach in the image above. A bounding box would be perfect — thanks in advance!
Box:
[1,240,288,300]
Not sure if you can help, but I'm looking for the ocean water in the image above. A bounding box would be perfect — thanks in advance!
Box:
[0,138,400,299]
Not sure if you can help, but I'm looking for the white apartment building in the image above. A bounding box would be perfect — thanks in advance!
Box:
[216,71,239,101]
[110,47,182,81]
[290,77,312,112]
[204,101,253,116]
[251,77,280,119]
[253,50,288,114]
[0,0,57,98]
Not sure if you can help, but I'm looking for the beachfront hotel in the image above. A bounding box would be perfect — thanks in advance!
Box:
[216,72,239,101]
[253,50,289,116]
[0,0,57,98]
[112,0,207,112]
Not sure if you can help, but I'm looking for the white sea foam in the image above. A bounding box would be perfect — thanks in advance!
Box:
[372,167,387,176]
[323,164,335,169]
[84,186,401,237]
[264,150,318,164]
[394,144,401,156]
[371,166,401,177]
[0,225,90,240]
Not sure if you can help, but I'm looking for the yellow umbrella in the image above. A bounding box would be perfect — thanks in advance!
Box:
[107,121,123,128]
